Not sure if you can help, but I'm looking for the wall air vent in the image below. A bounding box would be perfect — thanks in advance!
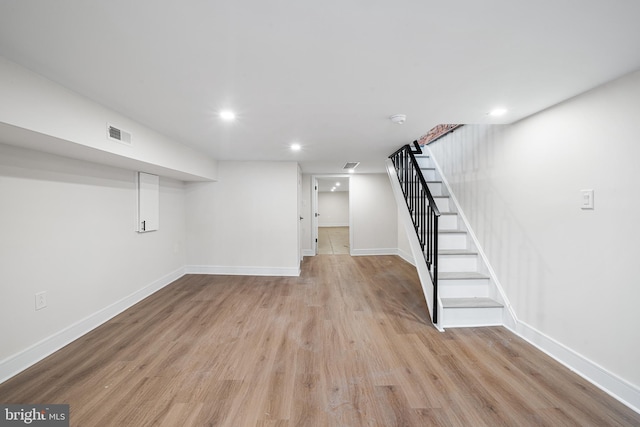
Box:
[107,123,132,145]
[343,162,360,170]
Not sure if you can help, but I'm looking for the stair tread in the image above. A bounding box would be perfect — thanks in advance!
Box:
[408,195,448,199]
[441,297,503,308]
[439,249,478,255]
[438,229,466,234]
[439,271,489,280]
[413,212,457,216]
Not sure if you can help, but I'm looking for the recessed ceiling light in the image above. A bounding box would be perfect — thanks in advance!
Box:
[335,182,341,186]
[291,143,301,151]
[488,108,507,117]
[219,110,236,121]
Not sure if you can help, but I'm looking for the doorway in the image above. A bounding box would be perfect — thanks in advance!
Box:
[317,226,349,254]
[313,175,351,255]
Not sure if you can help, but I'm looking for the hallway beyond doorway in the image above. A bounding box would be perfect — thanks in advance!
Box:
[318,226,349,254]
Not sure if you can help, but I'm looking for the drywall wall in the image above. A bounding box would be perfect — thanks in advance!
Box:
[397,205,413,264]
[0,143,186,379]
[0,56,217,181]
[428,70,640,404]
[318,192,349,227]
[184,161,300,275]
[350,174,398,255]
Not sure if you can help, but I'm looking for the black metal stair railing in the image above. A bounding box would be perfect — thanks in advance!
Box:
[389,141,440,323]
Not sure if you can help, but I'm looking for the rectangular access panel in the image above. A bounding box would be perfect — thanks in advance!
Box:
[138,172,159,232]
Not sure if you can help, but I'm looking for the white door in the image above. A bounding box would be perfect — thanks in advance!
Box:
[313,177,319,254]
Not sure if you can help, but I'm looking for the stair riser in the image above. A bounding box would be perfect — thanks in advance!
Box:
[438,278,488,288]
[438,233,467,250]
[439,215,458,230]
[412,215,457,231]
[439,256,478,272]
[415,156,431,168]
[421,169,437,181]
[411,198,450,214]
[433,197,449,212]
[427,182,443,196]
[438,281,489,298]
[441,306,502,328]
[416,219,457,232]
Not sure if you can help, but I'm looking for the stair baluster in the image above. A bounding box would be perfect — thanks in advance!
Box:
[389,142,440,323]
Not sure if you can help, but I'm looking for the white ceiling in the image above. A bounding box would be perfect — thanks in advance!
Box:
[317,177,349,193]
[1,1,640,174]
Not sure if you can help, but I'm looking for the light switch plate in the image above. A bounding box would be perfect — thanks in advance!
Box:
[35,291,47,310]
[581,189,594,210]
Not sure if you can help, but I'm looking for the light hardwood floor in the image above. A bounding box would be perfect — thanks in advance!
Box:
[318,226,349,254]
[1,255,638,426]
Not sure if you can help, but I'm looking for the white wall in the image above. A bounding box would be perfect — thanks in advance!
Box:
[397,205,413,264]
[428,71,640,405]
[185,161,300,275]
[318,192,349,227]
[0,56,217,181]
[350,174,398,255]
[0,143,186,380]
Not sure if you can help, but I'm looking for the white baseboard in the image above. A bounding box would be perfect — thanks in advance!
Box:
[397,248,415,266]
[318,223,349,227]
[0,267,185,385]
[506,320,640,414]
[302,249,315,257]
[185,265,300,277]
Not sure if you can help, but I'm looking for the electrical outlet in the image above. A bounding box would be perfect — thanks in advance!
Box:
[35,291,47,310]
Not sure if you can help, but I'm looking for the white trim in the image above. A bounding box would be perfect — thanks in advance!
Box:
[426,146,518,330]
[302,249,315,257]
[397,247,415,266]
[506,320,640,414]
[312,174,352,257]
[318,223,349,227]
[386,158,437,328]
[0,267,185,385]
[185,265,300,277]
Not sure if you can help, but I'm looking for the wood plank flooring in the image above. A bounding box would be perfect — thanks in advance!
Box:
[1,255,638,426]
[318,227,349,254]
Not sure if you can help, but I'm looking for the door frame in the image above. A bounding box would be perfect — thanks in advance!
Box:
[311,174,351,255]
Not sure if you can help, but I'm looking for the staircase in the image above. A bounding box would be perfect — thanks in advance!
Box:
[416,152,505,328]
[388,145,505,329]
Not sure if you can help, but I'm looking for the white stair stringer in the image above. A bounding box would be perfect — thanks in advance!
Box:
[422,148,518,330]
[386,158,443,331]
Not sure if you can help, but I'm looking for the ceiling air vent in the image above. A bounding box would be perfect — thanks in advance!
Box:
[107,123,132,145]
[343,162,360,170]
